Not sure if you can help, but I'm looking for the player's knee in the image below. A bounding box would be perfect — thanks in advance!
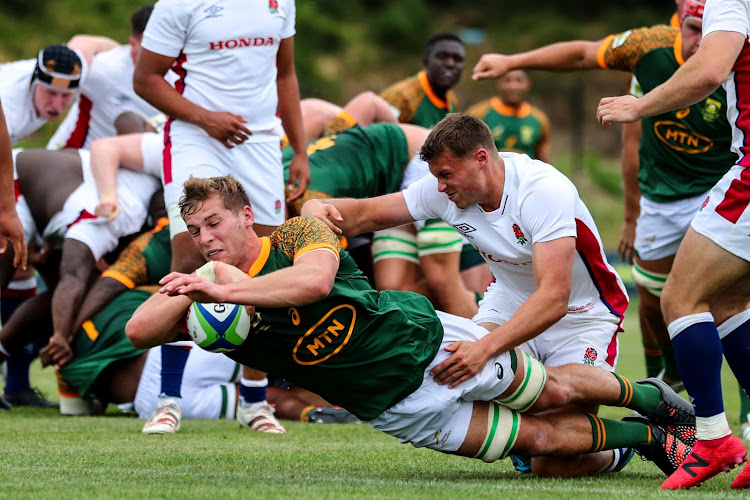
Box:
[533,370,574,410]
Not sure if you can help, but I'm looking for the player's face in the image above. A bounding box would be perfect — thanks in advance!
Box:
[429,150,485,209]
[424,40,465,92]
[185,195,255,268]
[33,85,76,121]
[496,70,531,107]
[681,18,703,60]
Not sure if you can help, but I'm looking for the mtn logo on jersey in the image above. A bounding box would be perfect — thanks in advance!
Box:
[209,37,276,51]
[654,121,713,154]
[293,304,355,366]
[512,224,527,245]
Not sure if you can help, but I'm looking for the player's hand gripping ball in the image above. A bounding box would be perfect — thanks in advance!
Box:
[186,302,251,352]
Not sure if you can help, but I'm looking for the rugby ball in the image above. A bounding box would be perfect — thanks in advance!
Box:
[186,302,251,353]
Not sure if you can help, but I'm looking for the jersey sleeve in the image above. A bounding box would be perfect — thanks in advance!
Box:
[703,0,750,37]
[271,216,341,263]
[100,231,154,288]
[380,79,417,124]
[402,173,444,221]
[141,0,191,58]
[597,25,678,72]
[518,173,577,244]
[280,0,296,39]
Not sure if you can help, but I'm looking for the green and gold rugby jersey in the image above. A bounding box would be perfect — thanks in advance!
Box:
[100,218,172,288]
[598,25,737,202]
[465,98,550,159]
[380,70,458,127]
[226,216,444,421]
[283,123,410,216]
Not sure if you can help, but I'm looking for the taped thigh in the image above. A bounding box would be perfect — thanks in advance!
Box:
[632,262,668,297]
[417,220,463,256]
[496,350,546,413]
[372,228,419,264]
[473,401,521,462]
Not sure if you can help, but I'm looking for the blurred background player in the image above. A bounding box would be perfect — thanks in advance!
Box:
[466,69,550,163]
[0,38,116,408]
[595,0,750,488]
[471,0,732,398]
[46,4,173,150]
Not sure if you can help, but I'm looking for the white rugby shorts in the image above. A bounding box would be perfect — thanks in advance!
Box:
[690,164,750,262]
[634,192,707,261]
[369,312,520,453]
[163,134,285,236]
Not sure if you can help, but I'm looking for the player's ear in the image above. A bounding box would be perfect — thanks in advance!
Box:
[242,205,254,228]
[475,147,489,167]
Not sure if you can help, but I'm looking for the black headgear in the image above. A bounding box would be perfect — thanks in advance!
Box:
[31,44,82,91]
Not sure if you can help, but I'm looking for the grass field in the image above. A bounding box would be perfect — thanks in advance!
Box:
[1,297,748,499]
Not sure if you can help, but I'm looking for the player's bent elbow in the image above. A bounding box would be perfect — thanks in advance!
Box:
[125,316,154,349]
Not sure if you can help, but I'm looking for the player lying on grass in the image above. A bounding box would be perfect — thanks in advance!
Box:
[126,174,694,476]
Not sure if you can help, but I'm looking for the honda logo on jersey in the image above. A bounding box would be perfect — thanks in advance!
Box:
[209,37,275,50]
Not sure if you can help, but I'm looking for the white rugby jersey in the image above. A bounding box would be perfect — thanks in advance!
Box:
[403,152,628,322]
[141,0,296,143]
[0,59,48,145]
[47,45,167,150]
[704,0,750,167]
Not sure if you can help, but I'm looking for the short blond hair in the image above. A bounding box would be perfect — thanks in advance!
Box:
[179,175,250,220]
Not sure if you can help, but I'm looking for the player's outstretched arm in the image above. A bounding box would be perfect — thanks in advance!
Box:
[472,40,601,81]
[301,192,416,237]
[126,284,192,349]
[431,237,574,388]
[89,133,147,220]
[597,30,745,124]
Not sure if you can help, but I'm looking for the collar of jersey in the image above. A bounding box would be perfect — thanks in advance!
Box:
[418,70,451,109]
[247,236,271,277]
[673,33,685,66]
[491,97,531,118]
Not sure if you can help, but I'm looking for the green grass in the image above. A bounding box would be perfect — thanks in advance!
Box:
[1,298,747,499]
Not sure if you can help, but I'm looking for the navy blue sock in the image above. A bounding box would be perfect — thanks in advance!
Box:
[5,337,44,394]
[159,344,191,399]
[1,295,26,324]
[239,380,267,405]
[672,321,724,417]
[720,318,750,395]
[2,293,39,395]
